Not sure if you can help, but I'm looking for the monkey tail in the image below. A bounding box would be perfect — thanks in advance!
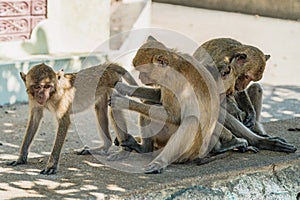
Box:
[109,63,138,86]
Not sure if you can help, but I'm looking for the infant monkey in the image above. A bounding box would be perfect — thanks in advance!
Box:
[8,63,137,174]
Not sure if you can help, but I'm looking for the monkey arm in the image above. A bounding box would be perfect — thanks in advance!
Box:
[110,95,178,125]
[8,106,44,166]
[115,82,161,103]
[220,107,297,153]
[234,91,256,129]
[41,112,71,175]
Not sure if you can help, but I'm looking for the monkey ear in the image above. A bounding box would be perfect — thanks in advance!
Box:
[56,69,64,80]
[232,53,247,66]
[147,35,158,42]
[265,54,271,61]
[20,72,26,82]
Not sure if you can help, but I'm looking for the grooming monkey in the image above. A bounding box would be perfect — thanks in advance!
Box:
[7,63,138,174]
[112,37,296,157]
[193,38,269,130]
[194,38,295,152]
[112,37,253,155]
[110,36,222,173]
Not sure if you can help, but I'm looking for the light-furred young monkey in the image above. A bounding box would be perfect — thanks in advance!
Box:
[7,63,138,175]
[110,36,221,173]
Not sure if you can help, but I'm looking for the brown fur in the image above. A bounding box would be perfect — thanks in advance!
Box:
[110,36,220,173]
[115,37,296,156]
[8,63,137,174]
[193,38,270,92]
[194,38,296,153]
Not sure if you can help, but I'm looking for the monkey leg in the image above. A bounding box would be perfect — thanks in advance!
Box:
[144,116,199,174]
[234,91,256,130]
[40,113,70,175]
[8,107,43,166]
[106,109,132,161]
[75,95,112,156]
[120,115,156,153]
[247,83,263,121]
[225,95,246,122]
[246,83,271,137]
[213,122,258,153]
[247,84,287,142]
[221,108,297,153]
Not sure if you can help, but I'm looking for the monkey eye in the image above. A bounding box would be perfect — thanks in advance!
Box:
[244,75,249,79]
[44,85,52,89]
[153,55,169,67]
[32,85,41,90]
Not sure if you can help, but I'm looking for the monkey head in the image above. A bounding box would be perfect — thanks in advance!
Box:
[133,36,172,85]
[20,63,61,105]
[230,46,270,91]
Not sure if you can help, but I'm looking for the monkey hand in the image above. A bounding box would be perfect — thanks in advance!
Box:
[109,95,130,110]
[256,137,297,153]
[243,112,256,130]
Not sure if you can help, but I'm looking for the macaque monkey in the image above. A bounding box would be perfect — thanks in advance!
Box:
[193,38,270,129]
[113,37,296,157]
[110,36,221,173]
[7,63,138,174]
[194,38,296,153]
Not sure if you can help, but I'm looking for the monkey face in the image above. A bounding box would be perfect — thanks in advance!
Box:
[231,47,270,91]
[20,63,58,106]
[29,83,55,105]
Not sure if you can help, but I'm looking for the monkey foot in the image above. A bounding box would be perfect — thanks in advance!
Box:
[144,162,164,174]
[74,146,109,156]
[214,137,249,154]
[237,145,259,153]
[40,167,57,175]
[257,137,297,153]
[107,150,131,161]
[7,160,26,166]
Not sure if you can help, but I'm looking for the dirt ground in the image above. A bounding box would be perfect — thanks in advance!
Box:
[0,103,299,199]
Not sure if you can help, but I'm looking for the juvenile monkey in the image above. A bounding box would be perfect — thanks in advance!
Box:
[110,36,221,173]
[8,63,137,174]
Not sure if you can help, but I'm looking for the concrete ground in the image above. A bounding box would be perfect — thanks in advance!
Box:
[0,2,300,199]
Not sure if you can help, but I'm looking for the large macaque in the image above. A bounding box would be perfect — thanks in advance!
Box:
[8,63,138,174]
[110,36,221,173]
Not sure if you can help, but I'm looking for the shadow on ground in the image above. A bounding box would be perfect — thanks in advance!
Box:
[262,84,300,122]
[0,84,299,199]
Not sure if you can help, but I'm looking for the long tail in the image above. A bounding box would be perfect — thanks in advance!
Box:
[108,63,138,86]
